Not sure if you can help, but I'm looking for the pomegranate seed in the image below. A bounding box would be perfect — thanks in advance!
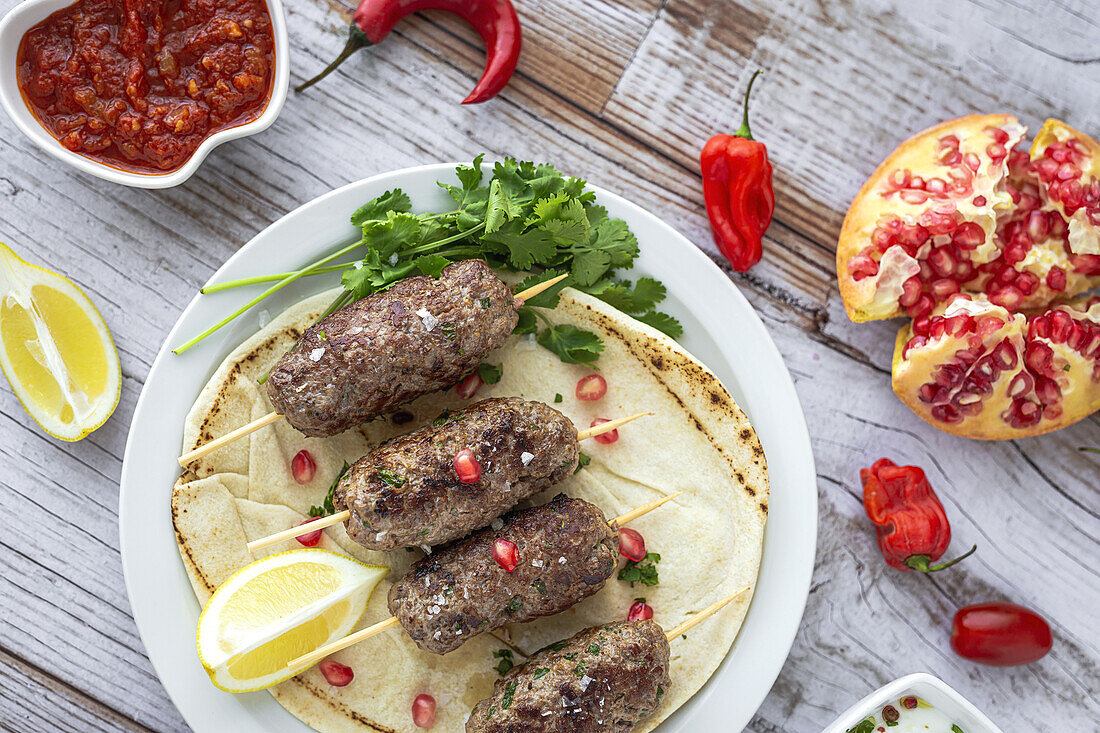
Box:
[965,155,982,173]
[939,134,960,149]
[1056,163,1081,181]
[1046,267,1067,292]
[988,286,1022,310]
[987,127,1009,144]
[1029,315,1050,340]
[492,538,519,572]
[931,279,960,300]
[952,221,985,249]
[848,253,879,280]
[1035,377,1062,405]
[1049,311,1073,342]
[903,336,927,358]
[907,294,934,320]
[318,659,354,687]
[296,517,323,547]
[1016,271,1039,296]
[1025,342,1054,375]
[900,190,928,205]
[897,276,922,308]
[291,450,316,484]
[976,316,1005,336]
[986,142,1007,160]
[912,316,931,337]
[412,694,436,728]
[618,527,646,562]
[1068,323,1089,351]
[455,373,482,399]
[576,374,607,401]
[453,449,482,484]
[925,177,948,195]
[931,404,963,424]
[992,340,1018,370]
[590,418,619,445]
[928,247,957,277]
[1007,372,1034,398]
[1026,211,1049,241]
[918,383,948,404]
[627,601,654,622]
[888,169,911,188]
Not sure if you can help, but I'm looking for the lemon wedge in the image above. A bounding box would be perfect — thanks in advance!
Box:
[0,243,120,441]
[197,549,388,692]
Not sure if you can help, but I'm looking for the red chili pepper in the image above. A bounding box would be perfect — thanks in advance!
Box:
[860,458,976,573]
[700,70,775,272]
[297,0,522,104]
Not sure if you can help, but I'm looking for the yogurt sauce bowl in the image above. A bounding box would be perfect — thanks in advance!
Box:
[0,0,289,189]
[822,673,1005,733]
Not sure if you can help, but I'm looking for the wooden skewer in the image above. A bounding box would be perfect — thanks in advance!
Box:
[285,494,682,670]
[664,586,751,642]
[245,412,652,553]
[177,274,571,468]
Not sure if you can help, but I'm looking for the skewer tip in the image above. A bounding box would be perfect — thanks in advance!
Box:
[664,586,751,642]
[514,273,569,303]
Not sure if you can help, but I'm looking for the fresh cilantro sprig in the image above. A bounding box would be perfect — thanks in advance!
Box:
[309,462,350,517]
[178,156,681,363]
[618,552,661,587]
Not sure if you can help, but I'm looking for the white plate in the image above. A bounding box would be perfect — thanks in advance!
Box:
[120,163,817,731]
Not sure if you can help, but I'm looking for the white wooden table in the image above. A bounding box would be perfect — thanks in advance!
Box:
[0,0,1097,730]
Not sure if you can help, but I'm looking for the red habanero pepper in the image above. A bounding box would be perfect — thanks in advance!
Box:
[700,70,775,272]
[860,458,976,573]
[296,0,522,104]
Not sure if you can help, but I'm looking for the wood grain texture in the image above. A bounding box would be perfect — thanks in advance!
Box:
[0,0,1097,730]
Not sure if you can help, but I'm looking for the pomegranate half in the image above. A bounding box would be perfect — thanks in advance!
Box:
[893,295,1100,439]
[839,114,1100,438]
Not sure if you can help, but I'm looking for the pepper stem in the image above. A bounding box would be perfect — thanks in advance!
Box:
[905,545,977,573]
[732,69,764,141]
[296,25,372,93]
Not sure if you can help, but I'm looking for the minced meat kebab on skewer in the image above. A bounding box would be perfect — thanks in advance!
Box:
[287,492,680,667]
[465,590,749,733]
[247,398,649,553]
[178,260,567,465]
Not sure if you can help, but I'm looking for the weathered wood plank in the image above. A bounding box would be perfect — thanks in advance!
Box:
[0,0,1096,730]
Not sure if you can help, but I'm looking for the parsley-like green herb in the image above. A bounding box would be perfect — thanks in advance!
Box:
[574,452,591,474]
[492,649,514,676]
[533,668,550,679]
[618,552,661,587]
[477,363,503,384]
[533,579,547,595]
[950,726,965,733]
[373,468,405,487]
[505,597,523,612]
[501,680,517,709]
[479,297,491,308]
[587,643,600,654]
[846,720,875,733]
[554,393,563,403]
[440,322,457,340]
[309,462,349,517]
[177,156,681,359]
[573,662,587,677]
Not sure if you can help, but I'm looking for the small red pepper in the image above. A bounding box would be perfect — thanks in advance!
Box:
[860,458,976,573]
[700,70,775,272]
[297,0,522,104]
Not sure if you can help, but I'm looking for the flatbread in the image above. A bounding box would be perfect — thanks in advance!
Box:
[172,286,768,732]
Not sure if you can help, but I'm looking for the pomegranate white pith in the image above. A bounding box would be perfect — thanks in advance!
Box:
[893,296,1100,439]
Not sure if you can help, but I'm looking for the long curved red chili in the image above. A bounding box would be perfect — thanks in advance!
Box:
[700,70,775,272]
[297,0,522,104]
[860,458,976,573]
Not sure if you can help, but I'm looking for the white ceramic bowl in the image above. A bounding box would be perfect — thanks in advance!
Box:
[0,0,289,189]
[823,673,1005,733]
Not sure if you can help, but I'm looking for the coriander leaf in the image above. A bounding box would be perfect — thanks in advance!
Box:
[477,362,503,384]
[341,262,383,301]
[350,189,411,227]
[574,452,591,474]
[589,216,639,268]
[584,203,609,227]
[617,552,661,587]
[362,211,422,260]
[456,154,485,192]
[413,254,450,278]
[584,280,636,312]
[485,178,524,234]
[309,462,350,517]
[513,308,538,335]
[515,270,569,309]
[482,221,558,270]
[635,311,683,339]
[570,249,611,288]
[528,196,590,247]
[537,324,604,366]
[629,277,667,312]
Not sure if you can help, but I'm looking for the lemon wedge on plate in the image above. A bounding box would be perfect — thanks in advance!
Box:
[0,243,120,441]
[197,549,388,692]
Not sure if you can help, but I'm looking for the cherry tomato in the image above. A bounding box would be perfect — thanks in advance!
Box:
[950,602,1052,666]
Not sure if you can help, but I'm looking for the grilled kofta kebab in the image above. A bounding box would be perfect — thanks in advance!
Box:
[466,590,749,733]
[179,260,566,465]
[267,259,520,437]
[248,397,648,553]
[288,492,679,667]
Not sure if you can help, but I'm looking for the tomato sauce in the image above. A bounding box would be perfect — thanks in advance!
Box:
[16,0,275,174]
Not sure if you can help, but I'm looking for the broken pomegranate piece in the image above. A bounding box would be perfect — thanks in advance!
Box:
[892,295,1100,438]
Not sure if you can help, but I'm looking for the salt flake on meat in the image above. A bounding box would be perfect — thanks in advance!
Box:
[491,518,504,531]
[309,347,325,361]
[520,451,535,466]
[532,559,544,567]
[415,308,438,332]
[420,544,432,554]
[579,675,593,691]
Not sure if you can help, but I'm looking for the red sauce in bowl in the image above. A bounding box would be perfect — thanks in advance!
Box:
[16,0,276,174]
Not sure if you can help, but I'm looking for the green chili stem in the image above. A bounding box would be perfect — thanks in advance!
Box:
[201,261,355,293]
[732,69,763,141]
[296,26,372,93]
[173,237,363,354]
